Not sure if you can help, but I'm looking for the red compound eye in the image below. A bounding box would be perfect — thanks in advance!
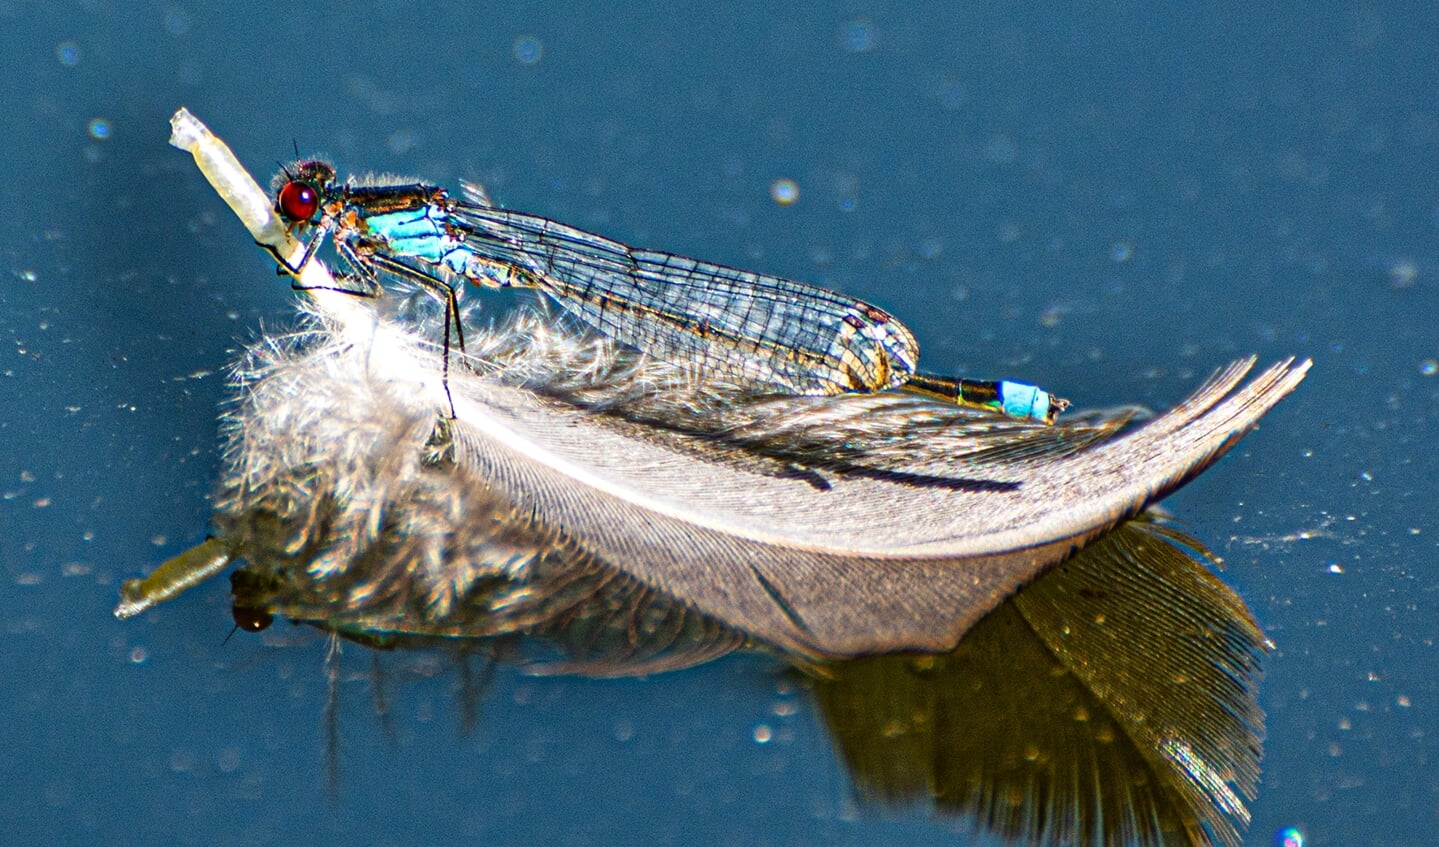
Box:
[277,180,320,222]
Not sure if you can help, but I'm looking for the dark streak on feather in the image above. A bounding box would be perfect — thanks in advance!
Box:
[748,564,813,636]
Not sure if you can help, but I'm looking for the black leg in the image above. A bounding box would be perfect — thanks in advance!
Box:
[368,254,465,419]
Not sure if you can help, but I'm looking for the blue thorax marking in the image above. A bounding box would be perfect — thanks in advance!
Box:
[361,207,473,277]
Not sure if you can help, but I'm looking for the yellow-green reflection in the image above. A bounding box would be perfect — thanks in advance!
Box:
[812,517,1264,847]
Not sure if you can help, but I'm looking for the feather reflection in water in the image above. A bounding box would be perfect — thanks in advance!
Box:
[813,516,1266,847]
[234,513,1268,847]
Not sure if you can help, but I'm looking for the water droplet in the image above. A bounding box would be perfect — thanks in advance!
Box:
[87,118,112,140]
[1388,257,1419,288]
[1110,241,1134,262]
[838,19,877,53]
[769,178,799,206]
[513,35,543,65]
[387,128,417,155]
[936,79,966,110]
[56,41,81,66]
[164,8,190,36]
[985,134,1017,164]
[1419,358,1437,376]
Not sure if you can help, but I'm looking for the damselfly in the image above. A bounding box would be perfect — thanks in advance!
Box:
[268,160,1068,423]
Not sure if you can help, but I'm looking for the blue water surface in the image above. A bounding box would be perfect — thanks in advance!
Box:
[1,2,1435,845]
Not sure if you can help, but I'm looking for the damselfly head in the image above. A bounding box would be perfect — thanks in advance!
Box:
[274,159,337,224]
